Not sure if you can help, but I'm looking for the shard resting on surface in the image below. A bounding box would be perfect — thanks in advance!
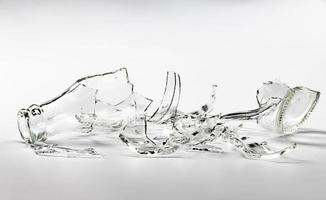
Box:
[17,68,320,159]
[221,80,320,134]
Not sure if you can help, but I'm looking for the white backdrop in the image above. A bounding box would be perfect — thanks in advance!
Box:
[0,0,326,200]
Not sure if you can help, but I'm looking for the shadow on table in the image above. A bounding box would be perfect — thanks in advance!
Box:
[264,128,326,164]
[276,128,326,148]
[2,128,326,163]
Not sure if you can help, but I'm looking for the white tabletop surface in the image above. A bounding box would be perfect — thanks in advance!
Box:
[1,0,326,199]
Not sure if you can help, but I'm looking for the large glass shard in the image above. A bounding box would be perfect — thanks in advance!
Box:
[119,115,179,155]
[278,86,320,133]
[146,71,181,124]
[118,71,182,155]
[18,68,136,144]
[221,81,320,134]
[17,68,320,160]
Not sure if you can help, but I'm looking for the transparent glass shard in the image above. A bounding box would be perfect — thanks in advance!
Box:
[256,80,290,106]
[221,80,320,134]
[146,71,181,123]
[173,85,218,135]
[75,92,153,134]
[170,85,224,154]
[214,124,297,159]
[117,71,182,155]
[189,144,224,153]
[18,68,135,144]
[119,116,179,155]
[278,86,320,133]
[31,143,101,158]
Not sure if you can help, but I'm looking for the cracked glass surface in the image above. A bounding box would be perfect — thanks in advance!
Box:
[17,68,320,160]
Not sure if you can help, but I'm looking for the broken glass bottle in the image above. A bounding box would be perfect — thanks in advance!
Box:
[17,68,320,160]
[18,68,138,143]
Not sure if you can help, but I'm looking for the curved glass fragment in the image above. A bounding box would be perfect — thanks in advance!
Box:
[18,68,139,144]
[146,71,181,123]
[17,68,320,160]
[221,81,320,134]
[119,115,179,155]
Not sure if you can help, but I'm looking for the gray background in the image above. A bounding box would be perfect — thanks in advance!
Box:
[0,0,326,199]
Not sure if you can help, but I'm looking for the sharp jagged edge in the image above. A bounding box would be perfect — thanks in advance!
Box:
[17,68,320,160]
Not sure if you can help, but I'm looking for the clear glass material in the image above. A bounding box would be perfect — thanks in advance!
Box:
[17,69,320,160]
[221,81,320,134]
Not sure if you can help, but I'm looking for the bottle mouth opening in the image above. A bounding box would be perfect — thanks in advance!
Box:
[277,87,320,134]
[17,108,32,143]
[17,104,46,143]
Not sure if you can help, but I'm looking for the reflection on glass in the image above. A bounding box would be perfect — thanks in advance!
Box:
[17,69,320,159]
